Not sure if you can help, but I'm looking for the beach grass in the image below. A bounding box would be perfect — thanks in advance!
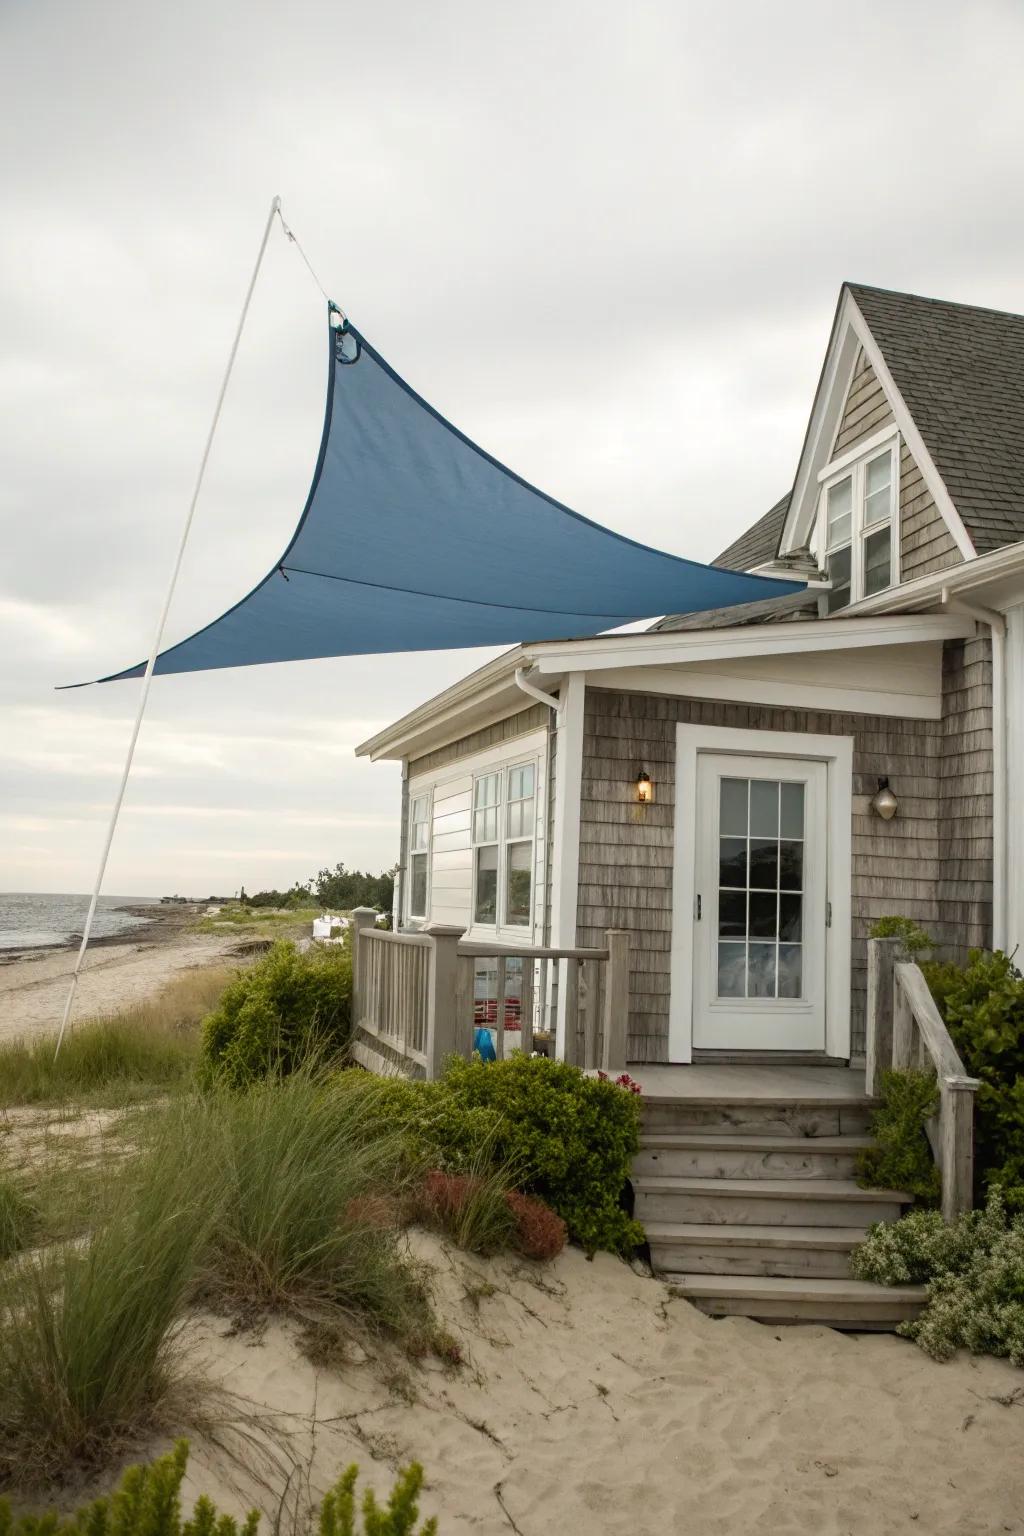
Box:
[0,967,235,1107]
[192,905,321,936]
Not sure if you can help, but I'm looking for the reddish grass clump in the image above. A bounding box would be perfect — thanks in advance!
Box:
[505,1191,567,1260]
[418,1170,484,1224]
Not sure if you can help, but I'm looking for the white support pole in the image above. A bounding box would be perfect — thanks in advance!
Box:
[54,195,283,1054]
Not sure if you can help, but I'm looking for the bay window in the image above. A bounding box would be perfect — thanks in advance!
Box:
[407,793,431,919]
[822,436,898,611]
[473,761,537,930]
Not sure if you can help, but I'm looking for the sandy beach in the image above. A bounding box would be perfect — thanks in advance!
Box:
[0,928,241,1041]
[157,1231,1024,1536]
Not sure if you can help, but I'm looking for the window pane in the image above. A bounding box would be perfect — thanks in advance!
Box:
[749,839,779,889]
[778,944,802,998]
[827,477,852,547]
[411,795,428,823]
[778,840,803,891]
[410,853,427,917]
[827,544,851,612]
[719,778,748,835]
[864,453,892,526]
[780,783,804,838]
[719,837,748,888]
[474,807,498,843]
[507,797,534,839]
[864,525,892,595]
[749,780,779,837]
[508,764,535,802]
[779,893,803,941]
[717,942,746,998]
[749,891,778,938]
[474,844,498,924]
[411,822,428,852]
[748,943,777,998]
[718,889,746,937]
[505,841,532,926]
[474,774,498,809]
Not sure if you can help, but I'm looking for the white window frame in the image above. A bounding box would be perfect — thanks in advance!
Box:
[471,755,539,936]
[817,428,900,611]
[406,790,432,922]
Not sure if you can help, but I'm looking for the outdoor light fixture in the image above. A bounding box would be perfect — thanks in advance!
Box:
[636,768,654,805]
[870,777,898,821]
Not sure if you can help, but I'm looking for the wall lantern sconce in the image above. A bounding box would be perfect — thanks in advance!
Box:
[635,768,654,805]
[870,777,898,821]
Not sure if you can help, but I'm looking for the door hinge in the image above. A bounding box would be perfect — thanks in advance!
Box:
[695,893,702,921]
[826,900,832,929]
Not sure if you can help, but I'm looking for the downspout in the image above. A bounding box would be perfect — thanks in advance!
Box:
[941,589,1007,951]
[514,667,562,718]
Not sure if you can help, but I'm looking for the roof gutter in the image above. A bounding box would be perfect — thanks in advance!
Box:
[514,666,562,718]
[941,588,1007,951]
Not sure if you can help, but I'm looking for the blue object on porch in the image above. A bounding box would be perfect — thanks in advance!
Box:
[85,310,804,683]
[473,1026,497,1063]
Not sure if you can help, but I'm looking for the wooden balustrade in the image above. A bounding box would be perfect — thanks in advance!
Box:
[349,907,631,1081]
[865,936,980,1222]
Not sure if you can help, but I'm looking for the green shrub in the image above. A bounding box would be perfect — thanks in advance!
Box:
[0,1108,218,1480]
[853,1188,1024,1363]
[0,1440,436,1536]
[921,947,1024,1208]
[868,915,934,957]
[199,942,352,1087]
[856,1068,941,1204]
[355,1057,642,1255]
[0,1176,36,1261]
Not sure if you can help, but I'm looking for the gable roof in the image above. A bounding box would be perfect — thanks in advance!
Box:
[711,492,791,570]
[846,284,1024,555]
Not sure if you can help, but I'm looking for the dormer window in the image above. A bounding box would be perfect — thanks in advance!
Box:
[820,434,899,611]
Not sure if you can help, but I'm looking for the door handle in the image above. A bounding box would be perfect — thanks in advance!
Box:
[695,893,702,921]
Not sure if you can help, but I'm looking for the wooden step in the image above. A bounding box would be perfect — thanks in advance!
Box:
[640,1098,874,1138]
[633,1176,909,1228]
[635,1132,869,1180]
[667,1272,926,1329]
[646,1221,865,1279]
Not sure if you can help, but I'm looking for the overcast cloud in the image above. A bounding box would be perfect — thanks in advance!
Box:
[2,0,1023,896]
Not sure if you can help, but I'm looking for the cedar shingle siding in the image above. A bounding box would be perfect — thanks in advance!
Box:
[408,704,549,776]
[576,643,992,1062]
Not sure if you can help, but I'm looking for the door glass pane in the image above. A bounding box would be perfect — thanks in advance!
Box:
[474,845,498,924]
[719,778,748,835]
[864,452,892,526]
[864,525,892,595]
[717,942,746,997]
[749,780,779,836]
[505,841,532,926]
[715,774,805,1000]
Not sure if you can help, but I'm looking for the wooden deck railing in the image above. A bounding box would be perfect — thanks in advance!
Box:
[865,936,980,1221]
[349,907,631,1081]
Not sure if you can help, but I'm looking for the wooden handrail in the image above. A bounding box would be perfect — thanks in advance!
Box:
[865,937,980,1221]
[456,941,609,961]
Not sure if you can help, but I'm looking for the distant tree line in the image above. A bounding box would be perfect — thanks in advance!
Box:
[241,862,395,914]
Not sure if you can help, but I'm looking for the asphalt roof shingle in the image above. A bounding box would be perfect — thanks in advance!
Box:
[711,492,791,570]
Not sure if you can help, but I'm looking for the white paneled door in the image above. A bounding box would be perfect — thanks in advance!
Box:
[692,754,828,1051]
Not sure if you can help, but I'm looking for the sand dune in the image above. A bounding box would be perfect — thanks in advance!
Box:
[165,1232,1024,1536]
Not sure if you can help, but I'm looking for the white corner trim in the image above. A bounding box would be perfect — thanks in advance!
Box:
[668,723,853,1064]
[549,672,585,1059]
[847,294,976,561]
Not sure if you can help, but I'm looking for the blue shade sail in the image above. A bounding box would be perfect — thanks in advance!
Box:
[90,312,803,682]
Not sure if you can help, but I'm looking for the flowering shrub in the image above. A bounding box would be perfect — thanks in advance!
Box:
[852,1188,1024,1363]
[597,1071,643,1095]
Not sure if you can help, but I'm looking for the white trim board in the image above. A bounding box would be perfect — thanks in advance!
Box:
[668,723,853,1064]
[548,673,585,1058]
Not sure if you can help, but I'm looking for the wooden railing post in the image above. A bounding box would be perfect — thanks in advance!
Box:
[940,1078,978,1223]
[865,937,900,1097]
[601,929,631,1073]
[892,972,915,1072]
[350,907,378,1028]
[424,924,467,1081]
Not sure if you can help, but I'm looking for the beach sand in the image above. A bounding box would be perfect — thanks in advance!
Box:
[0,931,240,1040]
[151,1233,1024,1536]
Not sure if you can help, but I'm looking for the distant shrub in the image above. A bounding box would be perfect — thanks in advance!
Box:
[0,1440,437,1536]
[868,915,934,957]
[922,947,1024,1209]
[199,942,352,1087]
[856,1068,941,1205]
[355,1058,641,1256]
[853,1188,1024,1364]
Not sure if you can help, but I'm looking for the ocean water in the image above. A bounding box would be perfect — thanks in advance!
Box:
[0,893,158,952]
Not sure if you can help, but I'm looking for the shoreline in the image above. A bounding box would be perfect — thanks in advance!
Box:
[0,901,211,968]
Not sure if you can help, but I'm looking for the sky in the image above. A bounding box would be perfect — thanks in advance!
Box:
[2,0,1023,897]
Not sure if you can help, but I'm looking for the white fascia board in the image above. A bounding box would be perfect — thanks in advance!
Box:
[524,612,975,676]
[586,663,942,720]
[779,287,976,561]
[355,648,525,761]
